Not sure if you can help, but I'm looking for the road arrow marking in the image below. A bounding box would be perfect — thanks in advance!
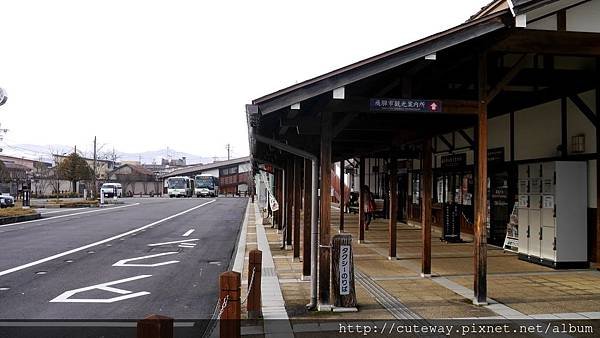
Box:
[113,252,179,267]
[49,275,152,303]
[147,239,199,247]
[182,229,195,237]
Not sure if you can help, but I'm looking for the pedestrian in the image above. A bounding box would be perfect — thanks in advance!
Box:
[362,185,375,226]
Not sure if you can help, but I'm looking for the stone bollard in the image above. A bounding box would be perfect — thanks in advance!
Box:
[219,271,241,338]
[247,249,262,319]
[136,314,173,338]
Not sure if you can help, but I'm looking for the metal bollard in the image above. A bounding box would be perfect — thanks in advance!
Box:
[137,314,173,338]
[219,271,241,338]
[247,249,262,319]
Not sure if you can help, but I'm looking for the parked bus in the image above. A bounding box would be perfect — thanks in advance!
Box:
[166,176,193,197]
[194,174,219,197]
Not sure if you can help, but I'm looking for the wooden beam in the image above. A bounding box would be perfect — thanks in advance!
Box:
[339,161,345,232]
[557,9,566,31]
[421,139,432,276]
[492,29,600,56]
[487,53,529,103]
[457,129,474,146]
[474,52,488,305]
[303,158,312,277]
[389,157,398,259]
[359,156,366,242]
[333,113,358,137]
[438,134,453,150]
[569,95,598,127]
[276,169,283,230]
[293,157,302,259]
[319,111,333,307]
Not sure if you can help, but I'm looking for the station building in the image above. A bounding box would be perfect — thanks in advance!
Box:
[246,0,600,307]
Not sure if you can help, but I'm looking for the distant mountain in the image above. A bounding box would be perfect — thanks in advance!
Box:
[2,144,216,165]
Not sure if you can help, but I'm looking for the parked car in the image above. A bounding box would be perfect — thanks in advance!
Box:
[0,194,15,208]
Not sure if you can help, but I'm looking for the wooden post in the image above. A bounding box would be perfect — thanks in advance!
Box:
[137,315,173,338]
[293,157,302,259]
[286,158,294,247]
[219,271,241,338]
[319,111,333,308]
[421,140,432,276]
[276,169,283,230]
[339,160,345,232]
[389,157,398,259]
[247,250,262,319]
[303,158,312,277]
[359,156,366,242]
[474,52,488,305]
[331,234,357,308]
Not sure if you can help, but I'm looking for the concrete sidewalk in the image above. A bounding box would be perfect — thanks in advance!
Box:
[236,202,600,336]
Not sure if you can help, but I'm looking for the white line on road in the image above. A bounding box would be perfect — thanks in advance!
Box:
[112,252,179,267]
[0,200,216,277]
[182,229,195,237]
[49,275,152,303]
[0,203,141,228]
[148,239,199,247]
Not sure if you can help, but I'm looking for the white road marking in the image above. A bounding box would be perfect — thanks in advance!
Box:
[0,203,141,228]
[112,252,179,267]
[178,243,196,248]
[49,275,152,303]
[182,229,195,237]
[147,239,199,247]
[38,208,79,215]
[0,199,216,277]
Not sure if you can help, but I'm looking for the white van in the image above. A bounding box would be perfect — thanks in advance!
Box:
[101,183,123,198]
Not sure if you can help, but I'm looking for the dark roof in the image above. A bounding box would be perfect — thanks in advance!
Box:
[251,0,550,115]
[162,156,250,178]
[111,163,154,176]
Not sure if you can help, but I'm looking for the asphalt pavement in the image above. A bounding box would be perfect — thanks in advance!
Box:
[0,197,247,337]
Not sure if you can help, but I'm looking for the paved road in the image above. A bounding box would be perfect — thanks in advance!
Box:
[0,197,247,337]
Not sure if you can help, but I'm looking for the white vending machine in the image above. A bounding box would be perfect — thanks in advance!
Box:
[517,161,588,269]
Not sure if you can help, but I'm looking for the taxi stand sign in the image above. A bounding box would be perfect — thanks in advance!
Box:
[370,98,442,113]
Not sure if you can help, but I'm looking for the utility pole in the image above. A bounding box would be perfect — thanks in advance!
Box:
[93,137,97,199]
[226,144,231,160]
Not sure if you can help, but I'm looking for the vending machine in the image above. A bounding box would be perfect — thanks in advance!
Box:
[517,161,587,268]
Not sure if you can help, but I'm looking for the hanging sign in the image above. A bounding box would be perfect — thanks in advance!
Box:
[487,147,505,163]
[441,153,466,168]
[370,98,442,113]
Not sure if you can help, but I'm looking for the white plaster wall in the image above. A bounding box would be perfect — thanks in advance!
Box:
[567,0,600,33]
[567,90,597,155]
[528,14,558,31]
[515,99,562,160]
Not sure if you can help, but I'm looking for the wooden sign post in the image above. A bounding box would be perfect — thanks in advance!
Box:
[331,234,357,310]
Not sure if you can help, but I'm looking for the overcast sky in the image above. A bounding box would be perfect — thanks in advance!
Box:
[0,0,490,161]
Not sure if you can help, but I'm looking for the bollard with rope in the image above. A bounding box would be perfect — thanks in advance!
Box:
[219,271,240,338]
[246,249,262,319]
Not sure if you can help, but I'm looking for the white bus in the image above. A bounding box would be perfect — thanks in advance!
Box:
[194,174,219,197]
[166,176,193,197]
